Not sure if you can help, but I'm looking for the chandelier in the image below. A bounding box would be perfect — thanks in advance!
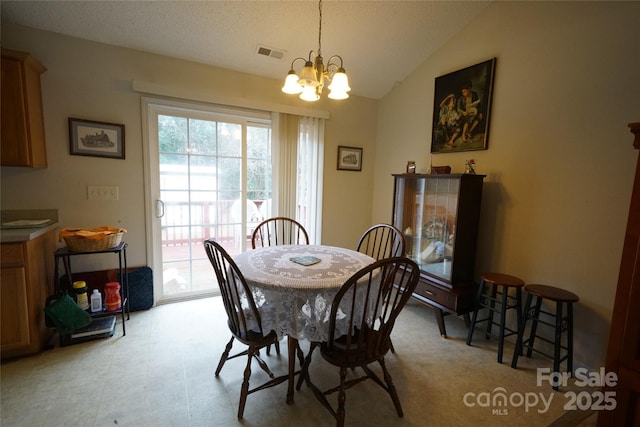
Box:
[281,0,351,102]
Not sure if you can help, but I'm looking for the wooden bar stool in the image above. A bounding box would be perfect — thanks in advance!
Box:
[466,272,525,363]
[511,284,579,390]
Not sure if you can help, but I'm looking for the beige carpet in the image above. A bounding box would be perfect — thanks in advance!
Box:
[1,297,600,426]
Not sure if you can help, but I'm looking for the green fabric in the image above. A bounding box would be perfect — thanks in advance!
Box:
[44,294,91,334]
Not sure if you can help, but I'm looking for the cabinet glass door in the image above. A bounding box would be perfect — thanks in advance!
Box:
[394,176,460,283]
[419,178,458,281]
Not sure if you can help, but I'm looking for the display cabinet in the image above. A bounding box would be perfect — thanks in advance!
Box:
[392,173,485,336]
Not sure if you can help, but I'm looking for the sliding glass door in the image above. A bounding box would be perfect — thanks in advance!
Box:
[144,100,271,302]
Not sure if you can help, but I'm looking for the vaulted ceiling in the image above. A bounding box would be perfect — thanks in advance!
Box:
[1,1,492,99]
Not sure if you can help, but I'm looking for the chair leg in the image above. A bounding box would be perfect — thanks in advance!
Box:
[305,350,339,421]
[379,357,403,417]
[297,342,318,390]
[253,348,275,379]
[238,347,254,419]
[215,336,234,377]
[337,367,347,427]
[265,340,281,356]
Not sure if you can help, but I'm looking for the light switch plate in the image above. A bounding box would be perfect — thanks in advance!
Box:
[88,185,119,200]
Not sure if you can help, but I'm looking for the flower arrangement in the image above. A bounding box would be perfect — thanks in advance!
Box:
[465,159,476,174]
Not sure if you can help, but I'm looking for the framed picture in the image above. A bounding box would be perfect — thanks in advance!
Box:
[430,58,496,154]
[337,146,362,171]
[69,118,125,159]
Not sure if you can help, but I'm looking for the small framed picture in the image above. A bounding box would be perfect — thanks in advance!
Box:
[337,146,362,171]
[69,118,125,159]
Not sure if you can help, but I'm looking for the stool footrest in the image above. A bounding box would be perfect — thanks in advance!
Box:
[520,344,570,365]
[528,318,561,329]
[483,329,519,340]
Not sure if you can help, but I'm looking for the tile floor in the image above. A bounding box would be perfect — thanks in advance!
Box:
[1,298,599,427]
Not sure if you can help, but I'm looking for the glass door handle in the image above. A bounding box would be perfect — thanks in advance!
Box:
[155,200,165,218]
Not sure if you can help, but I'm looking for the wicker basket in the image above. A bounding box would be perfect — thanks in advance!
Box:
[64,231,124,252]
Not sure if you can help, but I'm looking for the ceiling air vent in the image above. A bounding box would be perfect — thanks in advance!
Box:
[256,45,285,60]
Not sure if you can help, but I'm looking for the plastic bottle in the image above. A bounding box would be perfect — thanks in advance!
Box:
[105,282,121,312]
[90,289,102,313]
[72,281,90,310]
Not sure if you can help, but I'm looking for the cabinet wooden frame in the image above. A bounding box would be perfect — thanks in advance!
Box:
[68,117,125,159]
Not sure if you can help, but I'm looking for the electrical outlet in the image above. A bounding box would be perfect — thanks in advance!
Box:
[88,185,119,200]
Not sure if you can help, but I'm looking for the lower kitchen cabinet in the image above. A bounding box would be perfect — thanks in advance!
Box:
[1,228,57,359]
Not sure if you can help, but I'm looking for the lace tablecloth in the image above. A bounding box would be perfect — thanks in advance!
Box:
[233,245,375,342]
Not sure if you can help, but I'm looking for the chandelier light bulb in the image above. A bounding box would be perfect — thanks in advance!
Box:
[299,85,320,102]
[328,69,351,99]
[282,71,303,94]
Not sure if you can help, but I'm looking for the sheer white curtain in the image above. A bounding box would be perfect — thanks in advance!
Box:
[297,116,324,244]
[273,113,299,219]
[272,113,324,244]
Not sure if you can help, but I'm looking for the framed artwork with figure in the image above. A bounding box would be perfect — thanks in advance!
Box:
[430,58,496,154]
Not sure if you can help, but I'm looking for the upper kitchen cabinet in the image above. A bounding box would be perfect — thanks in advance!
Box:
[1,48,47,168]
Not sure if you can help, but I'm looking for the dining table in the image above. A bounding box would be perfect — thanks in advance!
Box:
[233,244,376,403]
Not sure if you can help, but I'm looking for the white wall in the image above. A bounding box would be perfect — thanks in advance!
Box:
[0,22,377,274]
[373,1,640,370]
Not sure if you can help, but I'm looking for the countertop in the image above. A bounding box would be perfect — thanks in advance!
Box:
[0,222,59,243]
[0,209,59,243]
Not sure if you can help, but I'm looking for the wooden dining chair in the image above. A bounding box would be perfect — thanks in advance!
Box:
[357,223,406,353]
[203,238,289,419]
[251,216,309,355]
[299,257,420,427]
[251,216,309,248]
[356,223,405,260]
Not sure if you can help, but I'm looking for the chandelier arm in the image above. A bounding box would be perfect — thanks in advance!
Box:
[326,55,344,68]
[289,57,308,70]
[325,55,345,77]
[307,50,319,62]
